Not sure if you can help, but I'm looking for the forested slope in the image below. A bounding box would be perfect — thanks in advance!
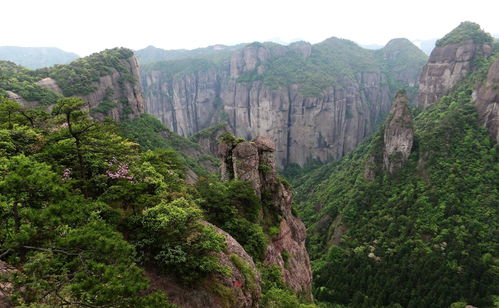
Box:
[291,30,499,307]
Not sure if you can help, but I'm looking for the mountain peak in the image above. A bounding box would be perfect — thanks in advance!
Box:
[436,21,493,47]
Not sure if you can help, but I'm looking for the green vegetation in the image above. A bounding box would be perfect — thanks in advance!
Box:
[237,37,426,98]
[0,92,311,306]
[436,21,493,47]
[375,38,428,100]
[0,96,235,306]
[36,48,135,96]
[129,198,230,283]
[190,121,229,141]
[196,178,267,260]
[259,264,315,308]
[230,254,257,294]
[121,113,217,177]
[92,87,117,115]
[290,52,499,307]
[237,38,382,97]
[0,60,61,105]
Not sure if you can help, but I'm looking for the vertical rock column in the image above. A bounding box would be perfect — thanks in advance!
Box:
[383,91,414,174]
[218,136,313,300]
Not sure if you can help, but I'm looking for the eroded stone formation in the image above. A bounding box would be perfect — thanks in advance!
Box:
[364,91,414,180]
[418,40,492,108]
[219,136,313,300]
[37,55,145,121]
[383,92,414,174]
[473,57,499,143]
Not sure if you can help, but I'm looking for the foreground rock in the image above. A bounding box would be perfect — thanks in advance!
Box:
[146,224,261,308]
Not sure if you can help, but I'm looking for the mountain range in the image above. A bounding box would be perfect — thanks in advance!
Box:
[0,21,497,308]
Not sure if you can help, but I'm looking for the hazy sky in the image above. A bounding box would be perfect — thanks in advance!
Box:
[2,0,498,56]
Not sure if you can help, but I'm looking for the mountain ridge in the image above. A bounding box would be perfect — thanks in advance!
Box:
[0,46,79,69]
[140,36,427,168]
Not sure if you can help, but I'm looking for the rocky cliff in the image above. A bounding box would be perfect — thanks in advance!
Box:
[473,56,499,143]
[218,136,313,299]
[416,22,499,144]
[417,41,492,108]
[146,224,262,308]
[418,22,493,108]
[36,48,145,121]
[141,39,427,168]
[382,91,414,173]
[80,55,145,121]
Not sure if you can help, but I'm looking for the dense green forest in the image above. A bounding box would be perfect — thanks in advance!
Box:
[135,44,245,65]
[0,94,312,307]
[1,20,498,308]
[289,46,499,308]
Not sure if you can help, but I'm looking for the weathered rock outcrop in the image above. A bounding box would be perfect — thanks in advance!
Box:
[147,224,261,308]
[191,122,231,158]
[36,77,63,95]
[218,136,313,299]
[364,91,414,179]
[142,39,426,168]
[82,55,145,121]
[417,40,492,108]
[473,57,499,143]
[37,55,145,121]
[383,92,414,173]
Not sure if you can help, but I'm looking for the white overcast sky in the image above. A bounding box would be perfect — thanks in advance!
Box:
[2,0,498,56]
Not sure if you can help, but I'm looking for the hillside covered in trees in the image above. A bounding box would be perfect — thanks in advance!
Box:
[289,23,499,308]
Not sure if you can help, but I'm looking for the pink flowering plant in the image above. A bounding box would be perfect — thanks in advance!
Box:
[106,157,133,180]
[62,168,72,180]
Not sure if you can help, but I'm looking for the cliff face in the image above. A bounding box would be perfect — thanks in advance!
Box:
[382,92,414,173]
[141,40,426,168]
[417,41,492,108]
[80,55,145,121]
[473,56,499,143]
[219,136,313,299]
[363,91,414,180]
[36,52,145,121]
